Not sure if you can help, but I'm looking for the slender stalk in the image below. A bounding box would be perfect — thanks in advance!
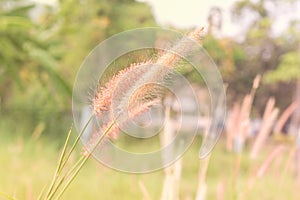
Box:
[57,114,94,174]
[44,125,73,198]
[195,155,211,200]
[46,156,85,200]
[53,118,117,200]
[37,184,47,200]
[44,114,93,200]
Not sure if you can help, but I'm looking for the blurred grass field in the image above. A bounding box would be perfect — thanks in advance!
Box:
[0,118,297,200]
[1,0,300,199]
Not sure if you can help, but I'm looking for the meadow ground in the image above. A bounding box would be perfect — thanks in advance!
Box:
[0,122,297,200]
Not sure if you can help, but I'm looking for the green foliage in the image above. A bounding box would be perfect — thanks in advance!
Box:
[265,51,300,83]
[0,0,157,139]
[227,0,300,109]
[233,0,268,20]
[0,2,34,86]
[0,1,73,139]
[232,45,246,63]
[104,1,156,36]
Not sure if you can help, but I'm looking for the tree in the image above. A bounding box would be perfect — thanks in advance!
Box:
[230,0,299,111]
[265,19,300,135]
[0,0,157,138]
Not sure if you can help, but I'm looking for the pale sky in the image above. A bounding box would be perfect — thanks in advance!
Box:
[139,0,239,37]
[139,0,300,38]
[33,0,300,39]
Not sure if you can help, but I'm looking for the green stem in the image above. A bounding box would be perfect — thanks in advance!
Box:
[46,156,85,200]
[58,114,94,174]
[53,119,116,200]
[44,125,73,199]
[37,184,47,200]
[44,114,93,200]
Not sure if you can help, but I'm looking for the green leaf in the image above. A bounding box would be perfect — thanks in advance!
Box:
[0,16,33,31]
[25,43,72,96]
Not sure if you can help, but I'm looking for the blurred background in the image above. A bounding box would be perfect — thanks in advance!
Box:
[0,0,300,199]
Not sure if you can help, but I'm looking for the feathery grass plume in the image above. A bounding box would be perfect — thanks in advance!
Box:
[274,101,297,135]
[90,28,204,143]
[89,98,161,145]
[237,75,261,146]
[92,28,204,118]
[226,75,261,153]
[92,61,152,117]
[93,28,204,114]
[41,28,204,200]
[250,97,279,159]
